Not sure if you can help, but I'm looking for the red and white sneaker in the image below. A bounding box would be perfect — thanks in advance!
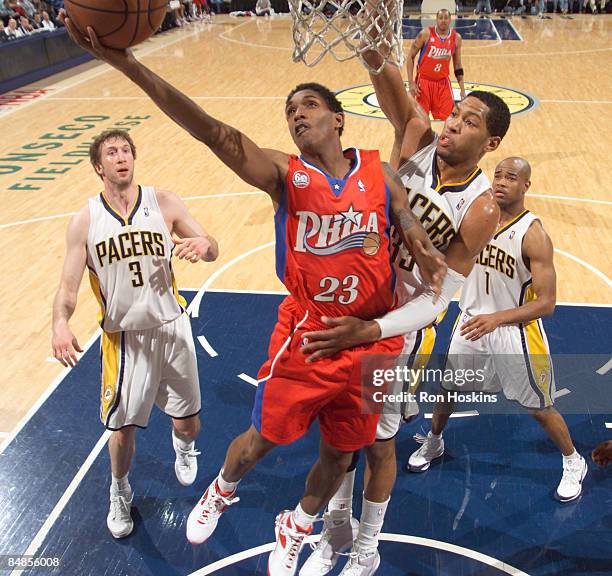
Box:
[186,478,240,544]
[268,510,313,576]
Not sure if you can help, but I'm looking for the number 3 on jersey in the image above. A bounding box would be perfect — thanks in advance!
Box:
[129,261,144,287]
[314,275,360,305]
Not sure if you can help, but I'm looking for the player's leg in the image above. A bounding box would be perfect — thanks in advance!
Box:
[496,322,587,502]
[416,77,432,117]
[102,327,160,539]
[157,312,203,486]
[407,320,468,472]
[431,78,455,121]
[300,452,360,575]
[269,438,355,576]
[187,424,277,544]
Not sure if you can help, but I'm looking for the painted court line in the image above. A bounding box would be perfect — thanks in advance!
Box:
[0,329,101,455]
[197,335,218,358]
[554,248,612,289]
[9,431,111,576]
[596,358,612,375]
[425,411,479,419]
[237,373,259,386]
[554,388,571,399]
[606,423,612,429]
[187,533,530,575]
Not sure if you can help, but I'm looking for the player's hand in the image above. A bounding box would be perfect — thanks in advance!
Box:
[460,89,467,100]
[52,324,83,368]
[301,316,381,363]
[412,239,447,300]
[65,18,136,71]
[592,440,612,467]
[174,236,217,262]
[460,313,501,341]
[408,82,420,97]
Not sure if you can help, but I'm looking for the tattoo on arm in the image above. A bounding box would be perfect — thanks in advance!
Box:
[397,208,416,233]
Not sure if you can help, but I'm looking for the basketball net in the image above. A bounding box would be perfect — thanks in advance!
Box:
[288,0,404,73]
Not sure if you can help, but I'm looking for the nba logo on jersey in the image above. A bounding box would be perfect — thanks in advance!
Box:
[293,171,310,188]
[144,207,149,217]
[358,179,366,193]
[456,198,465,210]
[509,230,516,239]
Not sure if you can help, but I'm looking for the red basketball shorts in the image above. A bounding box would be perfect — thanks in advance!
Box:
[251,297,404,452]
[417,76,455,121]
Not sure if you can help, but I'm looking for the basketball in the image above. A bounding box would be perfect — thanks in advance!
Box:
[362,232,381,256]
[64,0,168,49]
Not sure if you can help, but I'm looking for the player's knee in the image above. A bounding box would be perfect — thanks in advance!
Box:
[111,426,136,447]
[319,443,354,473]
[173,415,200,439]
[240,427,276,463]
[366,439,395,469]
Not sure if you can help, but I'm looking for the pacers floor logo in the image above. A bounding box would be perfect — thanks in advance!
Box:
[336,81,537,120]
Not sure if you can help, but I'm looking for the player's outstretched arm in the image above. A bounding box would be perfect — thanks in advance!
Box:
[156,190,219,263]
[52,207,89,367]
[65,20,287,203]
[384,163,447,293]
[362,31,434,168]
[460,213,556,341]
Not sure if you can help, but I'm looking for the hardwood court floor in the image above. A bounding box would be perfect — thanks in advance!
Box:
[0,15,610,437]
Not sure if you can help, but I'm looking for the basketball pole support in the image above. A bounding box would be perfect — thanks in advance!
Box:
[419,0,457,14]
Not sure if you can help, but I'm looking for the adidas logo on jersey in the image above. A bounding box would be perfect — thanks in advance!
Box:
[294,205,379,256]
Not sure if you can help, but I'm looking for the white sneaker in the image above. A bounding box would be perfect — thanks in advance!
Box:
[555,454,587,502]
[107,491,134,539]
[300,511,359,575]
[173,432,200,486]
[407,432,444,472]
[338,546,380,575]
[268,510,312,576]
[186,479,240,544]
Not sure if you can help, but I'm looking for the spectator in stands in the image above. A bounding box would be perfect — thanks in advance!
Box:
[32,11,43,27]
[55,6,65,26]
[255,0,274,16]
[475,0,492,14]
[41,9,55,29]
[19,14,34,34]
[0,20,8,42]
[5,16,24,37]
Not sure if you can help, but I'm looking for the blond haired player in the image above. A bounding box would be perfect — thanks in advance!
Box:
[51,129,218,539]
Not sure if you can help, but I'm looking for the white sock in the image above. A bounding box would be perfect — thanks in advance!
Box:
[292,502,317,531]
[173,429,194,452]
[563,449,580,461]
[217,469,238,494]
[355,494,389,553]
[328,469,355,516]
[430,431,442,440]
[111,474,130,495]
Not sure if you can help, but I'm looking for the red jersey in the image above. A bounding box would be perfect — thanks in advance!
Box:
[275,149,396,327]
[417,26,457,81]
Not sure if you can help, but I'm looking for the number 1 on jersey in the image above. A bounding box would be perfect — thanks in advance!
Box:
[484,270,491,295]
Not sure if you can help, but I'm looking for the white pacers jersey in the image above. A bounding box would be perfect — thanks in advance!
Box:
[393,136,492,302]
[461,210,538,316]
[86,186,186,332]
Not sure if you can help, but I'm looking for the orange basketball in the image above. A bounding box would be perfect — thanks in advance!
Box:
[362,232,381,256]
[65,0,168,49]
